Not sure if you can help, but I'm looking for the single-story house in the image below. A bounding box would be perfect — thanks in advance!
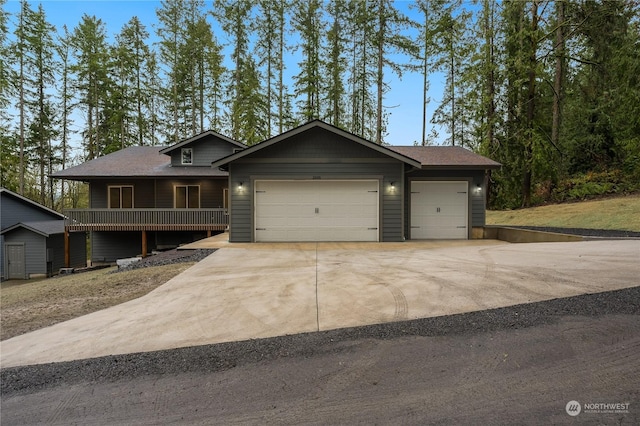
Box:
[1,188,86,280]
[213,120,500,242]
[52,120,500,265]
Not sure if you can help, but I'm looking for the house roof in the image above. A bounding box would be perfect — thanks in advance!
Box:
[0,188,65,220]
[388,146,501,170]
[159,130,245,155]
[211,120,423,170]
[0,220,64,237]
[51,146,228,180]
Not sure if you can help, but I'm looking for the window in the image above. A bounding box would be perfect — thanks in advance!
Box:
[181,148,193,165]
[175,185,200,208]
[109,186,133,208]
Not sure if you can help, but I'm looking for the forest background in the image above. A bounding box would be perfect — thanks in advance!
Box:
[1,0,639,211]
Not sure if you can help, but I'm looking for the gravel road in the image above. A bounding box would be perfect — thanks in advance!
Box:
[2,286,639,394]
[2,287,639,424]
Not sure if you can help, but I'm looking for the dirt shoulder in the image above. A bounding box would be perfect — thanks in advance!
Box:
[0,259,202,341]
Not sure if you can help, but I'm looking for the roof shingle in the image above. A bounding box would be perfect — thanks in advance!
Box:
[51,146,228,180]
[388,146,501,169]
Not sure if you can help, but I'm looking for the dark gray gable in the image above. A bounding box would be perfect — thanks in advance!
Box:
[1,188,64,230]
[160,130,246,167]
[211,120,421,170]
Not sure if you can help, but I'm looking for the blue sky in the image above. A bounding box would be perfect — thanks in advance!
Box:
[4,0,448,146]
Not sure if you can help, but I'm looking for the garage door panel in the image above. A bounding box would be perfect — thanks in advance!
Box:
[410,181,468,240]
[255,180,379,242]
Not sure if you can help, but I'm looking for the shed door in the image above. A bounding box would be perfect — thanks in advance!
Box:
[411,181,468,239]
[255,180,379,242]
[5,243,26,279]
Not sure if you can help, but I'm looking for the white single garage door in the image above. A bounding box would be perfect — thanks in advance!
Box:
[410,181,468,239]
[255,180,379,242]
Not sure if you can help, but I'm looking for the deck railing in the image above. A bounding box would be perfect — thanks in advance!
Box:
[64,208,228,231]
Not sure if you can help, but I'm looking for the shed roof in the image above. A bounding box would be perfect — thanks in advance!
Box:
[0,188,65,220]
[388,146,501,169]
[0,220,65,237]
[51,146,228,180]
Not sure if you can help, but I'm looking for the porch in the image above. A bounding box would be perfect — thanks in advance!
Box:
[63,208,229,266]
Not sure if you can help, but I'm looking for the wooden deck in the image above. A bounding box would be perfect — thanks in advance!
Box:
[64,208,229,231]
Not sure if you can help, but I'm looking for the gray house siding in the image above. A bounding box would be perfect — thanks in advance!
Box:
[1,190,67,280]
[1,194,62,227]
[90,179,155,208]
[4,228,45,277]
[91,230,208,263]
[405,169,487,239]
[91,231,142,263]
[229,161,405,243]
[248,127,391,160]
[48,232,86,271]
[154,179,227,208]
[89,178,227,209]
[169,137,239,167]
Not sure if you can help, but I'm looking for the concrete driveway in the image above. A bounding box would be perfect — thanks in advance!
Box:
[1,239,638,368]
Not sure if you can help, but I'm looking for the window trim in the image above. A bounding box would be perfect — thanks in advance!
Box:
[181,148,193,165]
[174,184,201,209]
[108,185,134,209]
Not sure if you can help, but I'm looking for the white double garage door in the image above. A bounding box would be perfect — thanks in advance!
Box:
[254,180,468,242]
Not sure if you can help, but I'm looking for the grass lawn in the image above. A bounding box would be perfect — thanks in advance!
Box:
[0,263,194,341]
[486,193,640,232]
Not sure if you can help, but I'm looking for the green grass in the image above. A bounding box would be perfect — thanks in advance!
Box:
[486,193,640,231]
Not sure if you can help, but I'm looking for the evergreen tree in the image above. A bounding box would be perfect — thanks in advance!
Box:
[0,0,19,192]
[115,17,150,147]
[324,0,348,129]
[372,0,417,144]
[564,0,640,175]
[431,2,472,148]
[156,0,188,142]
[55,25,74,208]
[236,57,268,145]
[411,0,447,146]
[70,14,113,159]
[346,0,376,140]
[13,1,58,203]
[255,0,292,135]
[213,0,254,140]
[292,0,323,122]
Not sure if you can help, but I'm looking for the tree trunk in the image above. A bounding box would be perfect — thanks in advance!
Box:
[522,1,539,208]
[551,0,565,164]
[376,0,384,145]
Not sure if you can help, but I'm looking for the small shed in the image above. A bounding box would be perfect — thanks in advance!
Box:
[1,188,86,280]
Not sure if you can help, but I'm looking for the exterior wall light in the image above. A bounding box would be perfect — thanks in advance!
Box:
[389,181,396,191]
[238,181,244,189]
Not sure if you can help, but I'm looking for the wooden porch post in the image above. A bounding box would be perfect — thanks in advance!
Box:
[141,230,147,258]
[64,227,70,268]
[207,229,212,238]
